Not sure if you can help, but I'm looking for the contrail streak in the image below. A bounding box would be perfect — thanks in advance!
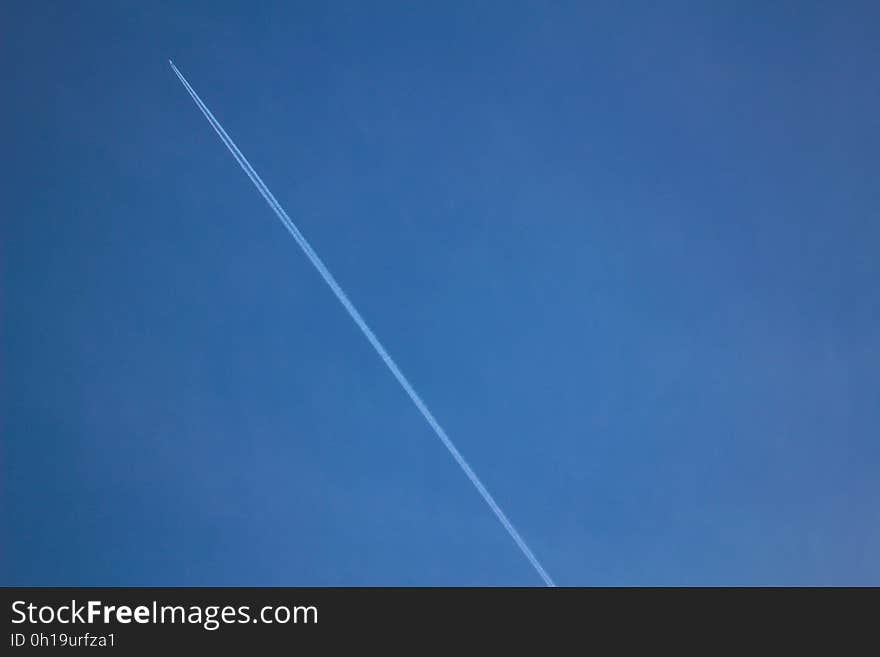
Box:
[169,60,556,587]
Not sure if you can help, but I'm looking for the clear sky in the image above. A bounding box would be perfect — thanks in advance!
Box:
[2,1,878,585]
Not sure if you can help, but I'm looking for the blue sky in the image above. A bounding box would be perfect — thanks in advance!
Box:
[2,1,878,585]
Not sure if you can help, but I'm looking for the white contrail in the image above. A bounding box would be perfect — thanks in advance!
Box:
[169,61,556,587]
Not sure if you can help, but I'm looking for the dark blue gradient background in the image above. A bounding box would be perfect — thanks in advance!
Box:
[2,2,878,585]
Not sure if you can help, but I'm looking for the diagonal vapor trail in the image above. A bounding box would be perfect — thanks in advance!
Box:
[169,60,556,587]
